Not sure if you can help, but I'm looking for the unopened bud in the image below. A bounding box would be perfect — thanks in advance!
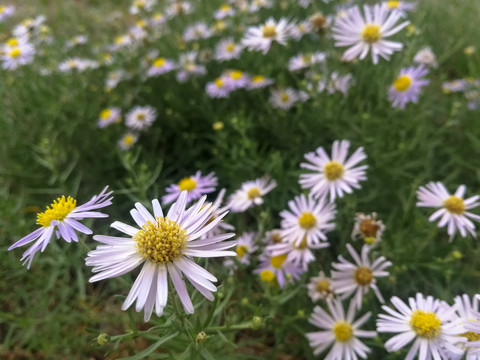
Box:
[196,331,207,343]
[452,250,462,259]
[250,316,264,330]
[241,298,249,306]
[97,333,110,345]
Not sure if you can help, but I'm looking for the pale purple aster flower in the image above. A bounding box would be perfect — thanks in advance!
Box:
[318,72,354,96]
[443,79,468,93]
[214,4,235,19]
[413,47,438,68]
[165,1,193,18]
[254,251,304,288]
[214,37,243,61]
[9,186,113,268]
[221,70,250,90]
[383,0,416,17]
[125,106,157,130]
[176,51,206,82]
[147,57,176,77]
[289,20,313,41]
[247,75,274,90]
[377,293,466,359]
[417,182,480,239]
[242,17,293,55]
[307,299,377,358]
[307,271,335,302]
[269,88,300,110]
[262,229,283,246]
[299,140,368,202]
[280,193,336,247]
[454,294,480,359]
[288,52,326,72]
[97,107,121,128]
[183,22,213,42]
[332,4,409,64]
[1,40,35,70]
[332,244,391,310]
[86,191,236,321]
[162,171,217,205]
[235,232,258,265]
[118,132,138,151]
[268,240,329,271]
[227,177,277,213]
[389,65,429,109]
[206,77,233,98]
[0,5,15,22]
[200,189,235,240]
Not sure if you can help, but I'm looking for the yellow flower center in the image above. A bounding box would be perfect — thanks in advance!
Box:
[393,75,412,92]
[443,196,465,214]
[333,321,353,342]
[270,254,287,268]
[409,310,442,339]
[220,4,231,11]
[134,217,187,264]
[252,75,265,83]
[247,187,261,200]
[100,109,112,119]
[154,13,163,20]
[364,236,376,244]
[360,219,380,237]
[9,48,21,58]
[214,78,224,87]
[0,6,5,13]
[361,24,382,43]
[298,212,317,229]
[353,267,373,286]
[280,93,290,102]
[316,279,331,292]
[226,43,235,52]
[7,38,19,46]
[236,245,248,258]
[178,177,197,192]
[461,331,480,342]
[153,58,166,67]
[386,1,399,8]
[262,25,277,38]
[260,269,275,282]
[137,113,146,121]
[36,196,77,227]
[296,237,309,249]
[230,70,243,80]
[271,232,282,243]
[124,135,135,145]
[324,161,344,181]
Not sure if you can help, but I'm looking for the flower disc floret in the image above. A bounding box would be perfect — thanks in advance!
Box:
[260,269,275,282]
[333,321,354,342]
[354,267,373,286]
[443,195,465,214]
[393,75,412,92]
[236,245,248,257]
[153,58,166,67]
[270,254,287,268]
[262,25,277,38]
[9,48,21,58]
[361,24,381,43]
[247,187,261,200]
[178,177,197,192]
[298,212,317,229]
[316,280,330,292]
[324,161,344,181]
[37,196,77,227]
[134,217,187,264]
[409,310,442,339]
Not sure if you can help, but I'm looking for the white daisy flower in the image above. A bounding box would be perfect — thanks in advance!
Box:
[9,187,112,268]
[206,77,233,98]
[165,1,193,18]
[280,193,336,247]
[214,37,243,61]
[332,4,409,64]
[248,0,273,13]
[267,238,329,271]
[86,191,236,322]
[254,251,304,288]
[389,65,430,109]
[129,0,156,14]
[125,106,157,130]
[200,189,235,240]
[377,293,466,359]
[307,299,377,359]
[176,51,206,82]
[307,271,335,302]
[269,88,304,110]
[299,140,368,202]
[97,107,122,128]
[235,232,258,265]
[247,75,274,90]
[288,52,326,72]
[1,39,35,70]
[262,229,283,246]
[416,182,480,239]
[318,72,354,96]
[454,294,480,359]
[222,70,250,90]
[118,132,138,151]
[149,12,166,27]
[65,35,88,49]
[227,177,277,213]
[352,212,385,246]
[214,4,235,19]
[332,244,391,310]
[147,57,176,77]
[105,70,130,91]
[183,22,213,42]
[242,17,292,54]
[289,20,313,41]
[162,171,218,205]
[414,47,438,68]
[383,0,416,17]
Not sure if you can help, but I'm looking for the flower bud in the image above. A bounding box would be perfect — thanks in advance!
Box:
[97,333,110,345]
[250,316,264,330]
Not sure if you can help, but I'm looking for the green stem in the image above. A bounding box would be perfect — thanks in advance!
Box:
[206,322,251,332]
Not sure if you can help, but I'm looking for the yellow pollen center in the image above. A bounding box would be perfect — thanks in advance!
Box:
[178,177,197,192]
[260,269,275,282]
[252,75,265,83]
[100,109,112,119]
[230,71,243,80]
[333,321,353,342]
[410,310,442,339]
[298,212,317,229]
[443,196,465,214]
[220,4,231,11]
[262,25,277,38]
[280,94,290,102]
[9,48,21,58]
[124,135,135,145]
[236,245,248,258]
[226,43,235,52]
[134,217,187,264]
[393,75,412,92]
[461,331,480,342]
[36,196,77,227]
[270,254,287,268]
[316,280,330,292]
[353,267,373,286]
[7,38,19,46]
[361,24,381,43]
[386,1,399,8]
[364,236,376,244]
[247,187,261,200]
[137,113,146,121]
[214,78,224,87]
[271,233,282,243]
[296,237,309,250]
[0,6,5,13]
[324,161,345,181]
[360,219,379,237]
[153,58,166,67]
